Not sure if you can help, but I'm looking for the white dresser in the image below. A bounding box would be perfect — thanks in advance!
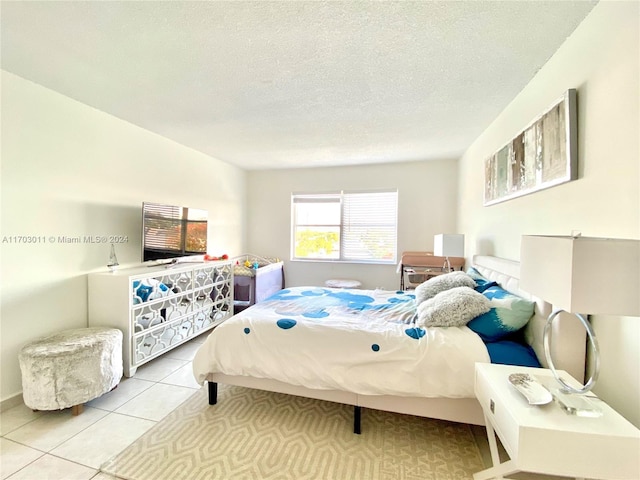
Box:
[88,261,233,376]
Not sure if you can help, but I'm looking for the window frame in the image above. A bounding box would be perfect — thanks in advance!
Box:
[290,189,398,264]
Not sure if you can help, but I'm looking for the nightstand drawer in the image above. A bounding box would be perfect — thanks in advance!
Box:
[474,365,520,460]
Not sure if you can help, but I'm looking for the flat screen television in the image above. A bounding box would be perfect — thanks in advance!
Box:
[142,202,208,262]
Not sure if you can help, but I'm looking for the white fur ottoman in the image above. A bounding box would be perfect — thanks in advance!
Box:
[19,327,123,415]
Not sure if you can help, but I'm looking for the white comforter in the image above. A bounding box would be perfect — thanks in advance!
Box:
[193,287,490,398]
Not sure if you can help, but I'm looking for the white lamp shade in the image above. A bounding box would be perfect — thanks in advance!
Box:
[520,235,640,316]
[434,234,464,257]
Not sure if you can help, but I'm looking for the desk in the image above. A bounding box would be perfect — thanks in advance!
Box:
[398,251,465,289]
[400,266,444,289]
[474,363,640,480]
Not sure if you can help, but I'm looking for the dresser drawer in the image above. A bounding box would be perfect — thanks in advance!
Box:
[134,317,194,364]
[194,267,215,288]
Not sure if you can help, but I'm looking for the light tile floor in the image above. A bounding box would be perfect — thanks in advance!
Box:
[0,333,208,480]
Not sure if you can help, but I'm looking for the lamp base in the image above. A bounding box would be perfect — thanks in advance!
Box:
[543,310,600,395]
[551,387,602,417]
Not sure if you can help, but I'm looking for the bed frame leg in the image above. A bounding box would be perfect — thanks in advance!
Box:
[353,406,362,434]
[208,382,218,405]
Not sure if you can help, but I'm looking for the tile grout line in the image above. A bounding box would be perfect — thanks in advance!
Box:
[1,361,194,479]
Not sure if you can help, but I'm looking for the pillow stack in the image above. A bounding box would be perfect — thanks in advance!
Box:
[464,267,540,367]
[464,267,536,342]
[414,272,491,327]
[414,271,477,304]
[412,268,536,340]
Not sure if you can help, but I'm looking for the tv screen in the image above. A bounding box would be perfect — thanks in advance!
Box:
[142,202,208,262]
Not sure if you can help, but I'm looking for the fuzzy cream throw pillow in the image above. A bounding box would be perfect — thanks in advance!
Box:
[414,271,477,305]
[417,286,491,327]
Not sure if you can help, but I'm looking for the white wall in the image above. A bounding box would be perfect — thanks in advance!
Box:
[0,71,246,403]
[457,2,640,426]
[246,159,459,290]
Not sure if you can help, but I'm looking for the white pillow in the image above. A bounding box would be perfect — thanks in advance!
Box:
[416,286,491,327]
[414,271,476,305]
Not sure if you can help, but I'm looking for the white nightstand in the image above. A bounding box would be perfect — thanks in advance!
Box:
[474,363,640,480]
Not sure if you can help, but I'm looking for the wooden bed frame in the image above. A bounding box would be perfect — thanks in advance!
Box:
[204,255,587,431]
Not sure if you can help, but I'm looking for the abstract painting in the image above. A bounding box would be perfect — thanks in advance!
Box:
[484,89,577,206]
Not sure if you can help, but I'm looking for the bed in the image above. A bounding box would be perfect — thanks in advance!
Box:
[193,255,587,431]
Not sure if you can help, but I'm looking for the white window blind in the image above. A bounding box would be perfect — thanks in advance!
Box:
[291,190,398,263]
[342,191,397,262]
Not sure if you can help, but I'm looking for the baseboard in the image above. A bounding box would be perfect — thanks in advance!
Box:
[1,392,24,412]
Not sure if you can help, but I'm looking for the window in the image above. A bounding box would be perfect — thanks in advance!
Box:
[291,190,398,263]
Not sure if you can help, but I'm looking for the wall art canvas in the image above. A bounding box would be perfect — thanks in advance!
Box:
[484,89,577,206]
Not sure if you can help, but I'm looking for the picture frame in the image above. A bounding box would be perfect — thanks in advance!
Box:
[483,89,577,206]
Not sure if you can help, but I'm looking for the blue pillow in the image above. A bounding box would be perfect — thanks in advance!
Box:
[485,340,541,368]
[467,285,535,342]
[466,267,498,293]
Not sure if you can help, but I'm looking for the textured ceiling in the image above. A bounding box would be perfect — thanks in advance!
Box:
[1,1,597,170]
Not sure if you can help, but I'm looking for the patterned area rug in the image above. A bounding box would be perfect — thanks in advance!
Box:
[101,384,484,480]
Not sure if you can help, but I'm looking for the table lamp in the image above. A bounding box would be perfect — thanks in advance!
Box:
[520,235,639,414]
[434,234,464,272]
